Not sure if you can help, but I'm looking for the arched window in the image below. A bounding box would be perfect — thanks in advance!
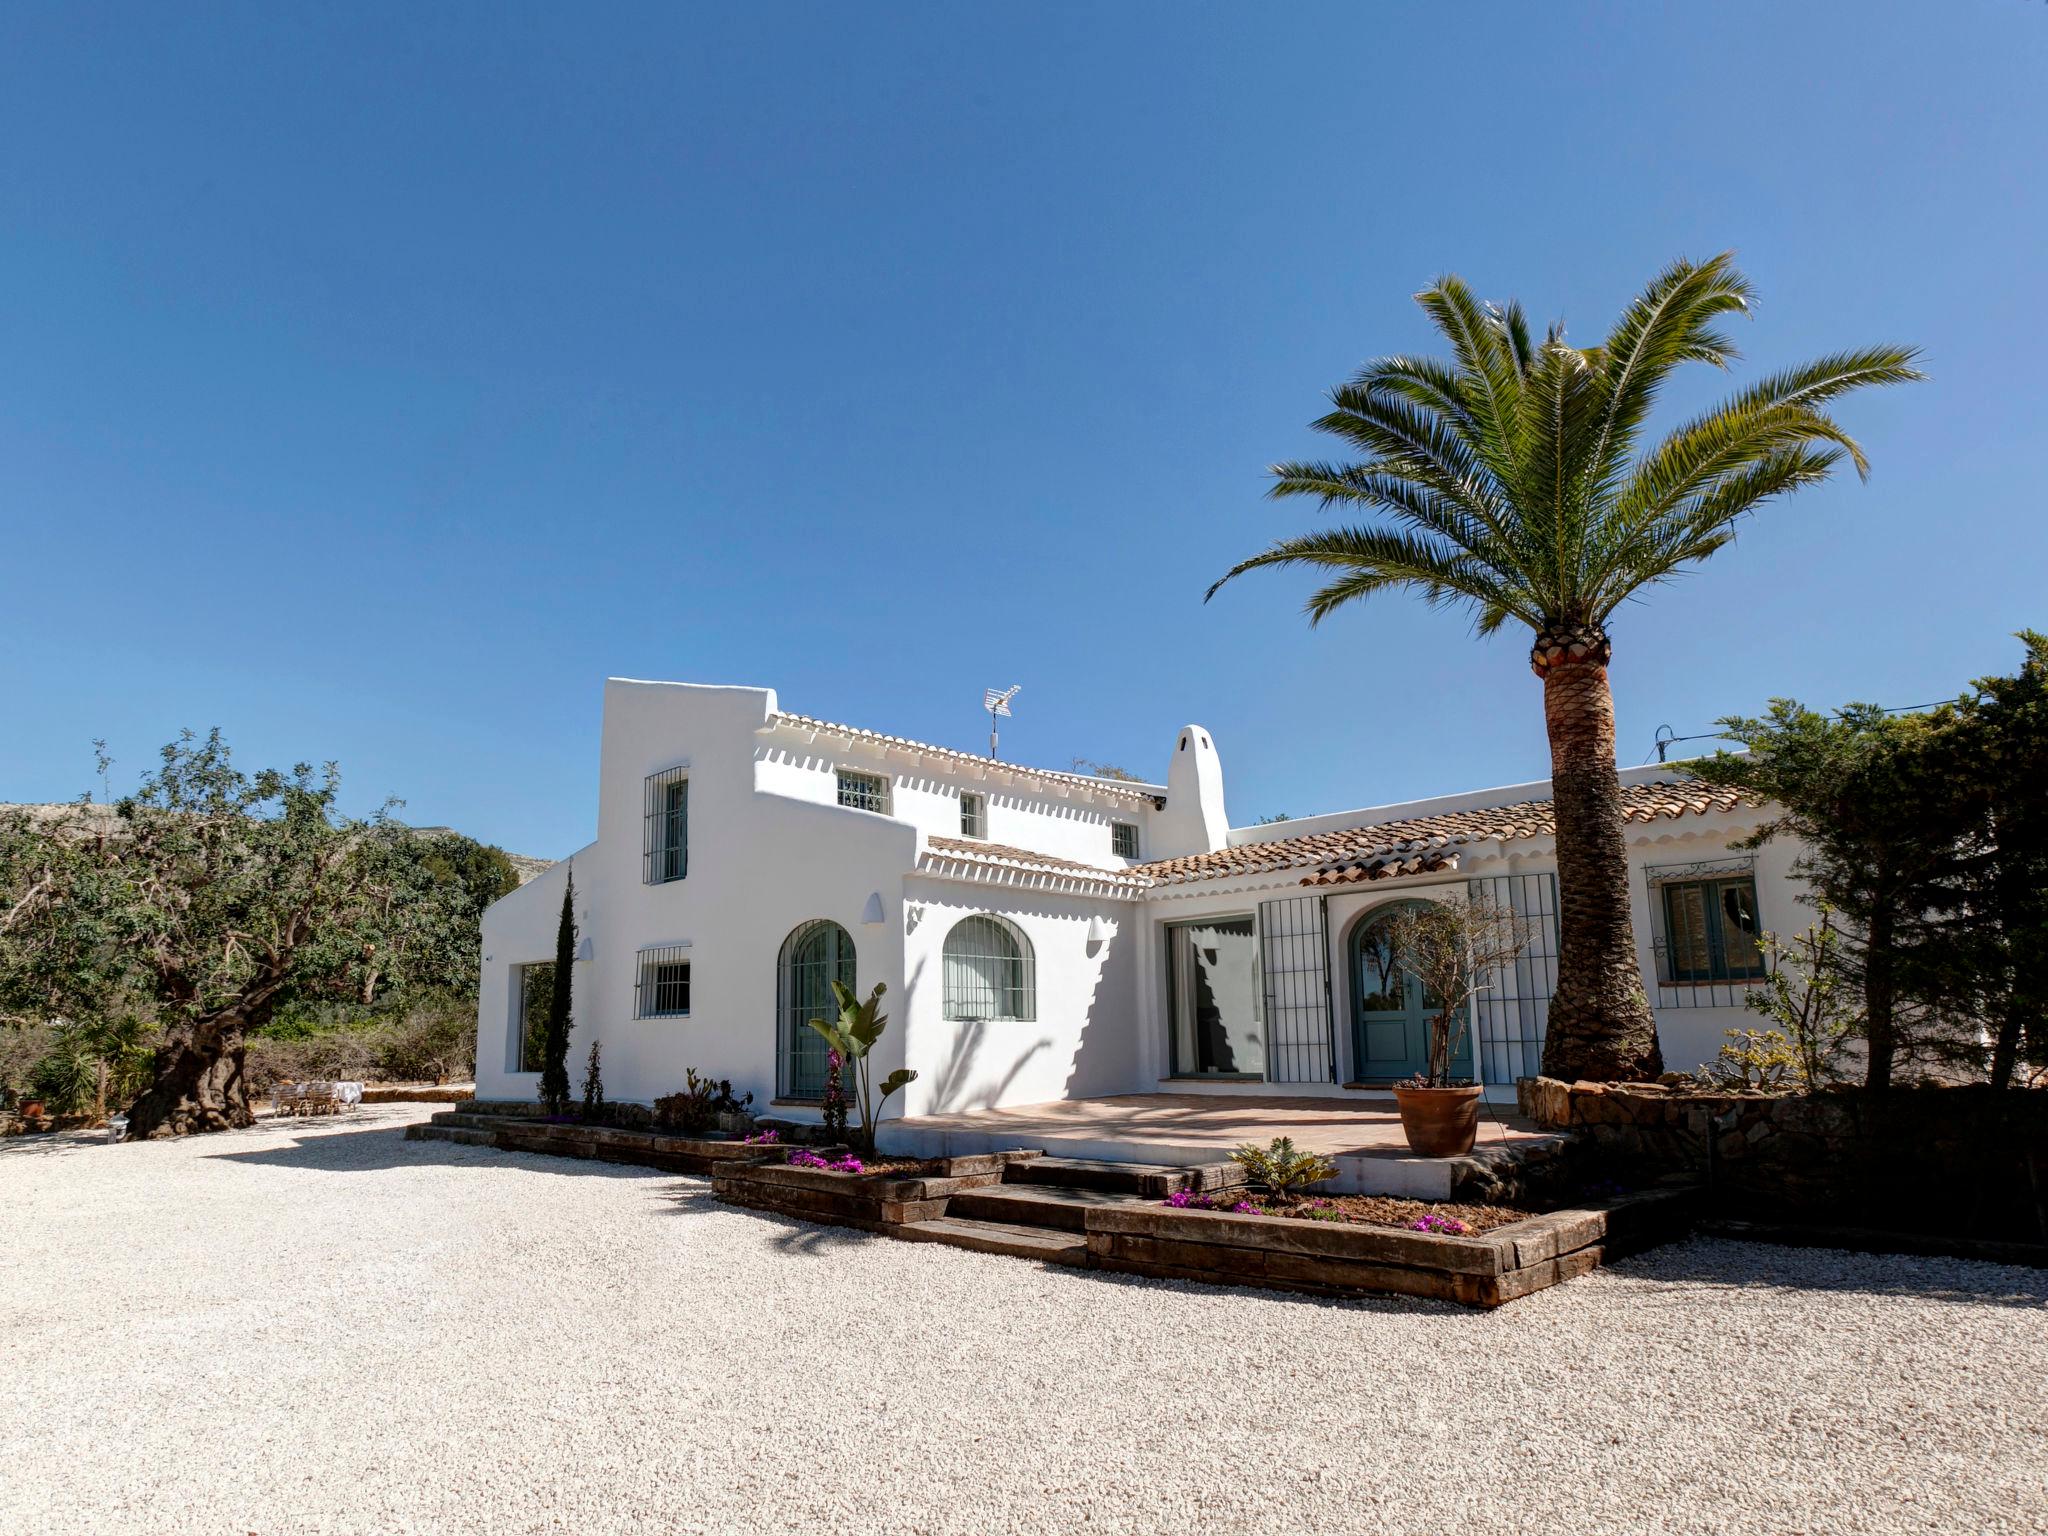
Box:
[942,914,1036,1022]
[777,920,856,1100]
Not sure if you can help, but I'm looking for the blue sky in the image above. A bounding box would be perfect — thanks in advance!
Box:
[3,3,2043,857]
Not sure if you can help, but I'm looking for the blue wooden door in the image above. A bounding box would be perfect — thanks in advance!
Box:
[1350,903,1472,1082]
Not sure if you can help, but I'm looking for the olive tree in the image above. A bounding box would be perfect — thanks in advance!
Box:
[0,731,412,1137]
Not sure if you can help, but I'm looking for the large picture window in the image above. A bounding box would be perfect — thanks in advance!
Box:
[941,914,1036,1022]
[643,768,688,884]
[513,961,554,1073]
[1167,916,1262,1077]
[1660,875,1765,983]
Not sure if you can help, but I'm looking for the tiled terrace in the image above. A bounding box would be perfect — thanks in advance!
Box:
[879,1093,1555,1198]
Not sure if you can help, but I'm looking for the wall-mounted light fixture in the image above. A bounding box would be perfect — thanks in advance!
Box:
[1086,914,1111,948]
[861,892,887,927]
[574,936,594,962]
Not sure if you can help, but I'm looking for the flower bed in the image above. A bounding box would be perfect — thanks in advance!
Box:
[1165,1189,1530,1236]
[1088,1180,1702,1307]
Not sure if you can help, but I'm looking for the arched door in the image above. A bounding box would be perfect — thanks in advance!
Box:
[778,920,856,1100]
[1350,902,1473,1083]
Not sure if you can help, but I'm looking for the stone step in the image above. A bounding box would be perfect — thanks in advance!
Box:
[893,1217,1089,1265]
[427,1110,509,1130]
[1002,1155,1238,1197]
[404,1124,501,1146]
[947,1184,1145,1232]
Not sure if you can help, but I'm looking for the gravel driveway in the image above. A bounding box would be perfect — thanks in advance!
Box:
[3,1104,2042,1536]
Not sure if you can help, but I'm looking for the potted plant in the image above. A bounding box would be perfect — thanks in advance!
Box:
[1384,895,1531,1157]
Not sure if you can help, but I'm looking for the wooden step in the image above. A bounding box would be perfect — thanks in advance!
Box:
[1003,1156,1196,1195]
[893,1217,1089,1264]
[947,1184,1144,1232]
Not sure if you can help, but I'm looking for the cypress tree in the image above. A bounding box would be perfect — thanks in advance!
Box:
[539,870,576,1115]
[581,1038,605,1124]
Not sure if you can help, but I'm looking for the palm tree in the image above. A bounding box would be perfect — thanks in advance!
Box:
[1210,255,1919,1081]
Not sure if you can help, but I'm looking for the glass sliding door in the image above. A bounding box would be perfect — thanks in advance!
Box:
[1167,917,1263,1078]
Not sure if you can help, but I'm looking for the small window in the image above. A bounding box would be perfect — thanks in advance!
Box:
[959,791,986,839]
[513,962,555,1072]
[1660,876,1766,983]
[635,946,692,1018]
[1110,821,1139,859]
[643,768,688,884]
[836,769,890,815]
[941,914,1036,1022]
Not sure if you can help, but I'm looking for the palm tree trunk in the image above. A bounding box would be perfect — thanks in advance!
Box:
[1534,632,1663,1082]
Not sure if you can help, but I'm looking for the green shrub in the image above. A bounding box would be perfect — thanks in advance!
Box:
[1228,1137,1339,1205]
[653,1069,750,1136]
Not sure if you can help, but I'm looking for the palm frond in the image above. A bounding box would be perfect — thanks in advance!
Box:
[1586,252,1753,494]
[1712,347,1924,472]
[1414,275,1524,471]
[1593,446,1846,613]
[1206,525,1537,630]
[1229,257,1920,638]
[1266,461,1508,565]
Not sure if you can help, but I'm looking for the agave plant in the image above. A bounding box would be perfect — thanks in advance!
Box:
[806,980,916,1157]
[1210,255,1919,1082]
[1228,1136,1339,1206]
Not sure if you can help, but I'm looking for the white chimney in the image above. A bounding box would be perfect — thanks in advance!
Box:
[1151,725,1229,859]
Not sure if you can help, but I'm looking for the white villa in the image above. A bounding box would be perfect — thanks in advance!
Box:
[476,679,1796,1123]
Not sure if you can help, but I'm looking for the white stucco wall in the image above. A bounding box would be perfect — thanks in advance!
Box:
[476,676,1814,1123]
[899,879,1140,1115]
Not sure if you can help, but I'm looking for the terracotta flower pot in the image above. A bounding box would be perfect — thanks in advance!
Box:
[19,1100,45,1119]
[1391,1084,1482,1157]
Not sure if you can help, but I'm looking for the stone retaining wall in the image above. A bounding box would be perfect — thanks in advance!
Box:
[1519,1077,2048,1240]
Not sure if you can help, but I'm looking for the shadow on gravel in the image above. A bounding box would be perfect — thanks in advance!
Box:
[1607,1236,2048,1309]
[663,1192,888,1257]
[215,1119,683,1179]
[0,1130,109,1161]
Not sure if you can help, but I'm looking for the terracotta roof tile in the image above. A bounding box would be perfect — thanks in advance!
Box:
[921,835,1152,892]
[767,712,1161,806]
[1133,781,1752,887]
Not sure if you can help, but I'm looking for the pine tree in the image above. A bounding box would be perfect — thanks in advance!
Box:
[539,870,576,1115]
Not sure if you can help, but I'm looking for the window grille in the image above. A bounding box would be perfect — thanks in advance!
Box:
[837,769,890,814]
[1467,874,1560,1084]
[777,920,856,1100]
[941,914,1036,1021]
[513,962,555,1073]
[634,946,692,1018]
[959,792,986,839]
[1257,895,1334,1083]
[1110,821,1139,859]
[643,768,688,884]
[1645,858,1765,1003]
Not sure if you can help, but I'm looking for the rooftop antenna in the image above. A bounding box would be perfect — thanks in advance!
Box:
[983,685,1020,758]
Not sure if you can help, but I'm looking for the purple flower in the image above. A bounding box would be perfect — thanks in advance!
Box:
[1409,1213,1470,1235]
